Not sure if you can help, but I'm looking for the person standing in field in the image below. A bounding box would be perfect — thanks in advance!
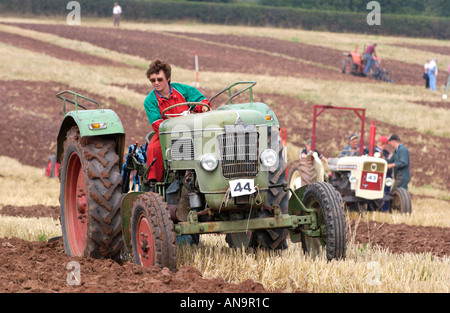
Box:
[364,43,377,76]
[113,3,122,27]
[423,59,430,89]
[387,134,410,190]
[428,58,438,91]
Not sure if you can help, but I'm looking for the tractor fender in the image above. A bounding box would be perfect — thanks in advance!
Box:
[349,52,362,65]
[56,109,126,166]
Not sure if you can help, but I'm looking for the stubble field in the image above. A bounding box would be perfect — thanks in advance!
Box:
[0,16,449,293]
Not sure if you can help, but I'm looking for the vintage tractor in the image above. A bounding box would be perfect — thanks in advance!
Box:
[55,83,347,269]
[341,45,393,83]
[288,105,411,214]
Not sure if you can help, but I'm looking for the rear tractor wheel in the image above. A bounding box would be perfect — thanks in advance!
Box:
[389,187,412,214]
[60,127,124,260]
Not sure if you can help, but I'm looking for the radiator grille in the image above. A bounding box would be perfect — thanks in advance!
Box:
[217,132,259,179]
[171,138,194,160]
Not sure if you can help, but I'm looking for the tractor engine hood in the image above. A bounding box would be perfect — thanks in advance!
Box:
[159,109,268,133]
[158,109,275,211]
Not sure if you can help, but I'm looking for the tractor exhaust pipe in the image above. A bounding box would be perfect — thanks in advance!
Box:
[369,121,376,156]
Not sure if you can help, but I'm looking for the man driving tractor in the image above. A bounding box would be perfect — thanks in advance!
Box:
[143,59,211,183]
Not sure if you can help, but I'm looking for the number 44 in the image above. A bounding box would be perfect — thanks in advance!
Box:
[229,179,255,197]
[234,182,252,193]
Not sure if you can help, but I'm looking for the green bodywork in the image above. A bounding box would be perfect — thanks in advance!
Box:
[159,108,270,211]
[55,91,126,165]
[56,84,318,254]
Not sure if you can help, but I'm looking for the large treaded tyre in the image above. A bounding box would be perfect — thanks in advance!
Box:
[301,182,346,261]
[60,126,123,261]
[288,158,317,192]
[131,192,177,270]
[389,187,412,214]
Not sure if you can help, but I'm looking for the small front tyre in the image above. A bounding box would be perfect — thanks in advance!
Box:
[131,193,177,270]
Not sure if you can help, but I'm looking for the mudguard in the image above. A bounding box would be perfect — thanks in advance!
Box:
[55,91,126,166]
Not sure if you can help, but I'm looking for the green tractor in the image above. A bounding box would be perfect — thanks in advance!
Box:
[55,82,347,270]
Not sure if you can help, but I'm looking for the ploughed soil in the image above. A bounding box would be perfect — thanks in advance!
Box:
[1,205,449,293]
[0,22,449,293]
[0,236,269,293]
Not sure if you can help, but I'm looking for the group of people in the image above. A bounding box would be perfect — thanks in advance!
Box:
[301,133,410,190]
[341,133,410,189]
[423,59,450,93]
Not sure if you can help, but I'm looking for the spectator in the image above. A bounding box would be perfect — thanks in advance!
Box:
[387,134,410,190]
[445,63,450,93]
[300,138,327,162]
[375,135,389,159]
[428,58,438,91]
[364,43,377,76]
[113,3,122,27]
[339,134,360,157]
[423,59,430,89]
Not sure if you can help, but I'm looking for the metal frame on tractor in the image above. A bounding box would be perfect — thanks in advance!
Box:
[290,104,411,214]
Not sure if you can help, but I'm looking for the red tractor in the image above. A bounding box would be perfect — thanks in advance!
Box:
[341,45,393,83]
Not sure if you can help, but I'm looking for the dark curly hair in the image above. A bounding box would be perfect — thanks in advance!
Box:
[146,59,171,82]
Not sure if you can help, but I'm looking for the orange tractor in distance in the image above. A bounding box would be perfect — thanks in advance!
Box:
[341,45,393,83]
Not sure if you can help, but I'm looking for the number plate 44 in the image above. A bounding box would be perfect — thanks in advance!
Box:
[229,179,255,197]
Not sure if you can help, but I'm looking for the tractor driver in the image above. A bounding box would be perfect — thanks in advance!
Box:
[339,134,360,157]
[143,59,211,183]
[364,43,377,76]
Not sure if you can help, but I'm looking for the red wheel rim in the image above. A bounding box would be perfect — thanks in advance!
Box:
[55,163,61,178]
[136,213,155,268]
[45,160,52,177]
[64,152,87,256]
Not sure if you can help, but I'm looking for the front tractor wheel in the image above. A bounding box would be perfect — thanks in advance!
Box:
[131,193,177,270]
[60,127,123,260]
[301,182,346,261]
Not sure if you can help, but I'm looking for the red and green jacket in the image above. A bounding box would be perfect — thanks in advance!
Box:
[144,83,211,133]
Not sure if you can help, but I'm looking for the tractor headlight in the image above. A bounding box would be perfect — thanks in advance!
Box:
[385,177,393,187]
[260,149,278,168]
[349,176,358,184]
[200,153,218,172]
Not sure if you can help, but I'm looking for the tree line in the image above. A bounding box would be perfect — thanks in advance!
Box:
[0,0,448,39]
[182,0,449,17]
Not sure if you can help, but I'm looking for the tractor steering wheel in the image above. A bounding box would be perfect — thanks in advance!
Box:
[161,102,211,119]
